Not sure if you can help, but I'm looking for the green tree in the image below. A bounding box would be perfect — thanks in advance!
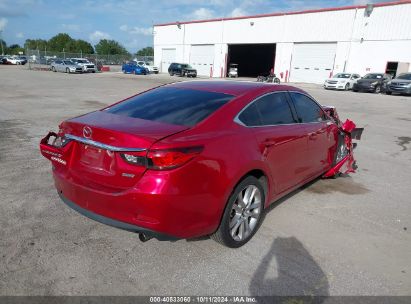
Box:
[75,39,94,54]
[135,46,153,56]
[48,33,75,52]
[95,39,129,55]
[7,44,24,55]
[24,39,48,51]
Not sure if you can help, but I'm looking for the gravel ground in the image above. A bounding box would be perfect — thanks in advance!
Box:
[0,65,410,296]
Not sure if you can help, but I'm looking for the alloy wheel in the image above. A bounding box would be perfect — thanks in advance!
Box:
[229,185,262,241]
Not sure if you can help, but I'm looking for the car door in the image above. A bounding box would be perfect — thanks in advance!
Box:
[237,92,310,194]
[289,92,338,178]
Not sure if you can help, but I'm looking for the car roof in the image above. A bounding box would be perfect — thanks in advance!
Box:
[167,80,305,96]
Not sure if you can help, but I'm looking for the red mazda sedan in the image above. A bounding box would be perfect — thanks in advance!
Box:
[40,81,362,247]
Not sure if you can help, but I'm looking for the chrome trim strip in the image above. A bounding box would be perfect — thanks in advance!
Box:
[64,134,147,152]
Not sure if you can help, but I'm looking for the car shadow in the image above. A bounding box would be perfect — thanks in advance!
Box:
[249,236,329,299]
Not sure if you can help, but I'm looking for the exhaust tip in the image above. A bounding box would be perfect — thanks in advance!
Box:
[139,233,153,242]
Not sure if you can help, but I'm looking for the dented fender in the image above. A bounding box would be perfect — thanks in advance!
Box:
[322,106,364,178]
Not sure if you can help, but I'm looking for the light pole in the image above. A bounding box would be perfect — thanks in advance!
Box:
[0,30,4,55]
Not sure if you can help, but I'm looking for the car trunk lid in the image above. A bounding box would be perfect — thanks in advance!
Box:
[46,111,189,191]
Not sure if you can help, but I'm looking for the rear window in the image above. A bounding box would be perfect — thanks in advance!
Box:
[105,87,234,127]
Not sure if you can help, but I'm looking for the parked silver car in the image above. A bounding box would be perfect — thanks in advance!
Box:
[69,58,96,73]
[51,60,83,73]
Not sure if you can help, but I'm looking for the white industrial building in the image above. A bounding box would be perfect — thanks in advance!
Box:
[153,1,411,84]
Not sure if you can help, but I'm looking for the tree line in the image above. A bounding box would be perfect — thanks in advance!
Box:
[0,33,153,57]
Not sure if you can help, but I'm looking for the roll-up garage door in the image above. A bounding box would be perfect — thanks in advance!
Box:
[189,45,215,77]
[161,48,176,73]
[289,43,336,84]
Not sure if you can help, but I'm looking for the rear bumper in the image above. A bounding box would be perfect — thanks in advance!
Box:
[58,191,178,241]
[52,163,223,239]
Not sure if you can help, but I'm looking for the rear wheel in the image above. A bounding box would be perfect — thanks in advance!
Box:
[212,176,265,248]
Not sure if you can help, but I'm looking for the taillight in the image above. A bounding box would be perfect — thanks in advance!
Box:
[120,151,147,166]
[147,146,203,170]
[120,146,203,170]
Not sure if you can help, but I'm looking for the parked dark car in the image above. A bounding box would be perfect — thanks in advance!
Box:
[352,73,392,93]
[168,63,197,77]
[18,56,28,65]
[39,81,362,248]
[385,73,411,95]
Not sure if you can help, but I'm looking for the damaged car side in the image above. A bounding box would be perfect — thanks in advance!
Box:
[39,81,363,248]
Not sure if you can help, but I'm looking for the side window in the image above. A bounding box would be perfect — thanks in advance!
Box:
[238,103,261,126]
[238,93,295,126]
[290,92,327,123]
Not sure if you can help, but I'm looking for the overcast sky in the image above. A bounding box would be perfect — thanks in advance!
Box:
[0,0,390,52]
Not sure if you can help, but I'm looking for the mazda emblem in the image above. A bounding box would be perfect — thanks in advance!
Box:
[83,126,92,139]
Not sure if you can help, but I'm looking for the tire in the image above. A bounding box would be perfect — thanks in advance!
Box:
[386,91,392,95]
[52,67,56,72]
[66,68,70,74]
[273,77,280,84]
[374,85,381,94]
[211,176,265,248]
[169,71,173,76]
[353,88,358,92]
[181,71,185,77]
[345,83,350,91]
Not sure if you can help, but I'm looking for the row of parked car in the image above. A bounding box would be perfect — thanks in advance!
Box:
[324,72,411,95]
[122,61,159,75]
[0,55,28,65]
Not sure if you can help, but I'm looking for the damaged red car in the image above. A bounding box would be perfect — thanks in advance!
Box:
[40,81,363,248]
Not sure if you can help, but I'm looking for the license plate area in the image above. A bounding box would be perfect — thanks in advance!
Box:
[78,144,115,174]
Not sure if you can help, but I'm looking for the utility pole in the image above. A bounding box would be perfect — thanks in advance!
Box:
[0,30,4,55]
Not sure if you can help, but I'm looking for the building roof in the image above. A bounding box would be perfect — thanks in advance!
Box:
[154,0,411,27]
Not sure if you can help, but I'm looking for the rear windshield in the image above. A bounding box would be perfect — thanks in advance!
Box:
[105,87,234,127]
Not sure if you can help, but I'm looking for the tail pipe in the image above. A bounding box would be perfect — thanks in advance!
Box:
[139,233,153,242]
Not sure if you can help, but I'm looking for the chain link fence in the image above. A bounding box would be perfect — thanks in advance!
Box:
[26,49,154,71]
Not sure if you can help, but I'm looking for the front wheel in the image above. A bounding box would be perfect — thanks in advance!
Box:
[345,83,350,91]
[374,85,381,94]
[386,91,392,95]
[211,176,265,248]
[273,77,280,84]
[66,68,70,74]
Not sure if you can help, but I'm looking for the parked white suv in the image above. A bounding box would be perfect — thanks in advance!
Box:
[70,58,96,73]
[136,61,159,74]
[324,73,361,90]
